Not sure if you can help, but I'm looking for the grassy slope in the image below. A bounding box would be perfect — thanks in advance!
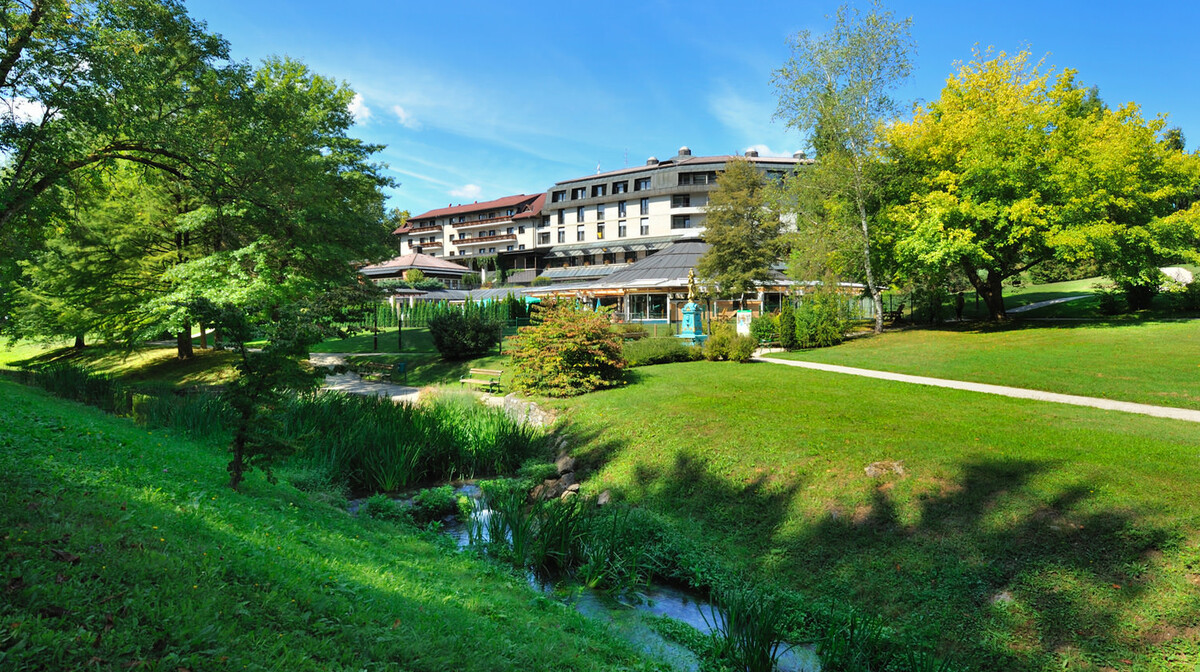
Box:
[0,380,655,671]
[772,320,1200,410]
[562,361,1200,671]
[1,343,239,390]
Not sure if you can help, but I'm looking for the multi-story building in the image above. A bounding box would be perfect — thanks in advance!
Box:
[392,147,806,284]
[393,193,544,264]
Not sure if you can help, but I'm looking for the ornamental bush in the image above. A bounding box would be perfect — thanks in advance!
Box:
[704,323,757,363]
[623,337,702,367]
[795,291,849,349]
[427,311,504,360]
[509,301,625,397]
[777,300,798,350]
[749,314,778,344]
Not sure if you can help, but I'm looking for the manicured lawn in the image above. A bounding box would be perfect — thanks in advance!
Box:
[0,380,658,671]
[561,361,1200,671]
[1,342,240,389]
[771,320,1200,410]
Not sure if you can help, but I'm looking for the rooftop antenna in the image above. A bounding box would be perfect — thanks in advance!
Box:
[596,162,601,175]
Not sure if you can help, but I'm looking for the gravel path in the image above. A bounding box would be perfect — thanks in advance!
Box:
[309,352,421,404]
[1007,295,1091,314]
[755,356,1200,424]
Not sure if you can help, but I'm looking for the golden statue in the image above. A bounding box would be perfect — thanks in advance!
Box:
[687,269,697,302]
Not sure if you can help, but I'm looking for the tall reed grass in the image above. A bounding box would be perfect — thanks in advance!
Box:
[702,583,792,672]
[279,391,545,493]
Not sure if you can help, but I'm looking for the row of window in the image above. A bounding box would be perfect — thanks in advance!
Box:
[447,243,528,257]
[546,218,652,244]
[557,198,651,224]
[550,177,654,203]
[447,225,526,241]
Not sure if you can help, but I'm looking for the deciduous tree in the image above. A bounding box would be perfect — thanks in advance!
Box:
[698,158,781,307]
[773,0,915,332]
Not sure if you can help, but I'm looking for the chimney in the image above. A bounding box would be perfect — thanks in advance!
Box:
[744,149,759,157]
[793,151,807,160]
[678,146,692,157]
[646,156,659,165]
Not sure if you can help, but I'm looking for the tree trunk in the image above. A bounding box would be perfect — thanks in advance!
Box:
[176,322,194,359]
[73,334,85,349]
[859,214,884,333]
[199,322,208,349]
[967,268,1007,320]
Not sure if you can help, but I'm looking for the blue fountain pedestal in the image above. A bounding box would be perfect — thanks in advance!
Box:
[677,301,707,345]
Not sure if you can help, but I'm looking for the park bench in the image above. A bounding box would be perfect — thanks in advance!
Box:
[460,368,503,393]
[357,361,408,385]
[883,302,905,324]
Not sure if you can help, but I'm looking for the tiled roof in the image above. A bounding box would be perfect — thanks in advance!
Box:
[513,193,546,219]
[360,252,471,276]
[409,194,541,222]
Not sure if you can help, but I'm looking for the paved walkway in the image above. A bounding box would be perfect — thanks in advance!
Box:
[309,352,421,404]
[1007,295,1091,314]
[754,356,1200,424]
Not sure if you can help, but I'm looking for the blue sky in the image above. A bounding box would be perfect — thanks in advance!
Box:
[187,0,1200,216]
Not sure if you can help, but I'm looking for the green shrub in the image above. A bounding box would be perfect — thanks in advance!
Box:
[778,300,797,350]
[623,337,700,367]
[727,334,758,363]
[1167,279,1200,312]
[615,323,649,340]
[795,291,848,348]
[1029,256,1098,284]
[411,485,458,524]
[749,314,778,344]
[1096,285,1125,315]
[704,324,757,362]
[427,311,503,360]
[530,275,553,287]
[361,494,407,522]
[509,301,625,397]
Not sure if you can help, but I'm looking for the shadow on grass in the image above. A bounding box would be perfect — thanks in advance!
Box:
[575,429,1182,669]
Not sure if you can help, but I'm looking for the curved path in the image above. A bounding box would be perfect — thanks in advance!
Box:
[754,356,1200,424]
[309,352,421,404]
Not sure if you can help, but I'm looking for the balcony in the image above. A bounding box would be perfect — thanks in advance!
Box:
[451,214,517,229]
[407,223,443,234]
[454,232,517,246]
[410,239,442,248]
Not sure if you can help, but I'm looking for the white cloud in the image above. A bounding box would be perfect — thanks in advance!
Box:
[742,144,797,158]
[5,96,55,124]
[391,105,420,129]
[449,184,482,199]
[348,93,371,122]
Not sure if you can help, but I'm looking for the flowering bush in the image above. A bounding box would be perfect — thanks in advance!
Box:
[509,301,625,397]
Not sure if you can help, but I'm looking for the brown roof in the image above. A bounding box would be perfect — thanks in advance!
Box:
[360,252,471,276]
[409,194,541,222]
[513,193,546,219]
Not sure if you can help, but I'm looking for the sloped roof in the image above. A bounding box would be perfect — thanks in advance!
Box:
[602,237,709,285]
[360,252,471,277]
[409,194,541,222]
[513,193,546,220]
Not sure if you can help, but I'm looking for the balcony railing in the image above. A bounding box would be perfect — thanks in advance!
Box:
[407,223,443,234]
[411,239,442,247]
[451,213,518,229]
[454,232,517,245]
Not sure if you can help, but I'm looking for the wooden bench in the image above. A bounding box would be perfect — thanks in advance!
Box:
[460,368,503,393]
[883,302,906,324]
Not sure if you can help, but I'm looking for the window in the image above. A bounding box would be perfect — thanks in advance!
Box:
[639,198,649,215]
[576,206,584,223]
[506,245,514,251]
[596,203,605,220]
[557,228,565,243]
[624,251,638,263]
[518,226,525,234]
[617,200,626,217]
[449,251,455,256]
[603,252,616,264]
[540,216,549,227]
[506,209,514,216]
[488,247,495,253]
[671,194,691,208]
[640,218,649,235]
[519,244,526,250]
[539,232,551,245]
[671,215,693,229]
[591,184,606,197]
[552,190,566,203]
[571,186,587,200]
[634,177,651,191]
[618,221,627,237]
[448,233,455,240]
[506,227,514,234]
[488,230,495,236]
[678,171,716,186]
[597,223,605,240]
[613,180,628,194]
[557,209,565,225]
[576,225,585,241]
[477,213,485,220]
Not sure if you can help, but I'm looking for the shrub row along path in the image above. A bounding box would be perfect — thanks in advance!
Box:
[308,352,421,404]
[754,353,1200,423]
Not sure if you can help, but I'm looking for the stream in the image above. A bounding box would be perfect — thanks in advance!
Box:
[440,484,821,672]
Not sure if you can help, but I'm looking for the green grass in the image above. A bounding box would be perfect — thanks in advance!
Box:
[307,326,438,354]
[770,320,1200,410]
[560,361,1200,671]
[1,342,239,389]
[346,352,511,389]
[0,379,661,671]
